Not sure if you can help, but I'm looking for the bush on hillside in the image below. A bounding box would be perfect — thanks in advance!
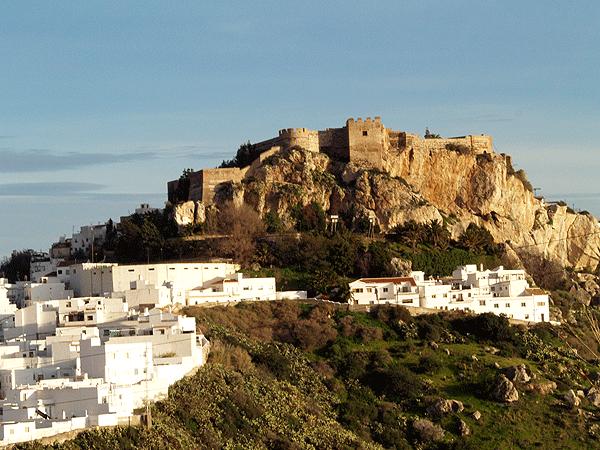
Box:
[451,313,514,342]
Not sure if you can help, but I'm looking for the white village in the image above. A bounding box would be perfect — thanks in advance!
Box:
[0,215,552,445]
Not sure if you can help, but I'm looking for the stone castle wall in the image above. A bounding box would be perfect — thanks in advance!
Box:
[167,116,494,205]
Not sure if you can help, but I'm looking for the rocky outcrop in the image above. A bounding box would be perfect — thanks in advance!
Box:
[524,380,557,396]
[458,419,471,437]
[587,387,600,407]
[504,364,531,384]
[173,200,205,230]
[426,398,464,418]
[175,142,600,274]
[493,375,519,403]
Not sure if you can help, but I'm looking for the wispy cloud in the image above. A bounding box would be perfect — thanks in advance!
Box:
[0,144,229,173]
[0,182,105,197]
[0,149,158,173]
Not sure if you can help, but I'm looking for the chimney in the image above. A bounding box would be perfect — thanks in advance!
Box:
[479,263,484,272]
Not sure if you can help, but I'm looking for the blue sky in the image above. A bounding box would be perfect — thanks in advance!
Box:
[1,1,599,257]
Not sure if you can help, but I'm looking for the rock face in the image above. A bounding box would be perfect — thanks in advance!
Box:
[493,375,519,403]
[172,200,205,230]
[175,141,600,273]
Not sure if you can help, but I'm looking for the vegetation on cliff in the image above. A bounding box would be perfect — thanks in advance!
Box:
[15,301,600,449]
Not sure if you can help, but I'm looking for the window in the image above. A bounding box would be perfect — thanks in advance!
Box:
[479,300,486,306]
[521,302,526,307]
[87,315,93,321]
[537,301,545,306]
[362,130,368,136]
[66,301,71,307]
[432,294,437,299]
[367,288,372,293]
[505,303,510,308]
[494,303,499,308]
[382,288,388,293]
[402,299,413,304]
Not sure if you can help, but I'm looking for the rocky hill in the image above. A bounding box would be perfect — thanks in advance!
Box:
[176,141,600,278]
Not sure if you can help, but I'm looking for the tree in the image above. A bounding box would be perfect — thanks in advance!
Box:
[217,203,265,267]
[294,202,326,232]
[219,141,259,168]
[391,220,427,250]
[458,223,496,254]
[0,250,33,282]
[174,168,194,202]
[424,127,441,139]
[426,220,451,250]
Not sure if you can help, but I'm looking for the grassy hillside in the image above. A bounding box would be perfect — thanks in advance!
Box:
[14,301,600,449]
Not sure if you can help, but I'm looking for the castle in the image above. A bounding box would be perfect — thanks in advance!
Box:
[167,116,493,205]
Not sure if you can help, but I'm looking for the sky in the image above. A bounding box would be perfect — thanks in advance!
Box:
[0,1,599,258]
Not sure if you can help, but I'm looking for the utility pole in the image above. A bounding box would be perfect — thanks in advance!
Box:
[144,345,152,429]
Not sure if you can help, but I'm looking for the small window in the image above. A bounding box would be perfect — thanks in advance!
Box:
[479,300,486,306]
[87,315,93,321]
[521,302,526,307]
[494,303,499,308]
[382,288,388,293]
[362,130,368,136]
[505,303,510,308]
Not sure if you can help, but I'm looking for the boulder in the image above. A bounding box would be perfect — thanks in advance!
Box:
[492,375,519,403]
[472,410,482,421]
[504,364,531,384]
[458,419,471,437]
[525,380,557,396]
[426,398,464,418]
[413,418,445,443]
[587,387,600,407]
[564,389,581,408]
[429,341,439,350]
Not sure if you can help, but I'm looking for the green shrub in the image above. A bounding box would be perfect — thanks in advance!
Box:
[446,143,471,155]
[451,313,514,342]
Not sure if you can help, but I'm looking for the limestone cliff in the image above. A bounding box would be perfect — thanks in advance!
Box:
[174,145,600,273]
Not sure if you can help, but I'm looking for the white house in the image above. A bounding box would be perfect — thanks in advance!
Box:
[348,265,551,323]
[186,273,278,305]
[0,302,209,445]
[349,277,420,307]
[71,224,107,256]
[68,262,239,298]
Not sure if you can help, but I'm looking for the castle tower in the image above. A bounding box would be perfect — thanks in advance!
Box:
[346,116,385,168]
